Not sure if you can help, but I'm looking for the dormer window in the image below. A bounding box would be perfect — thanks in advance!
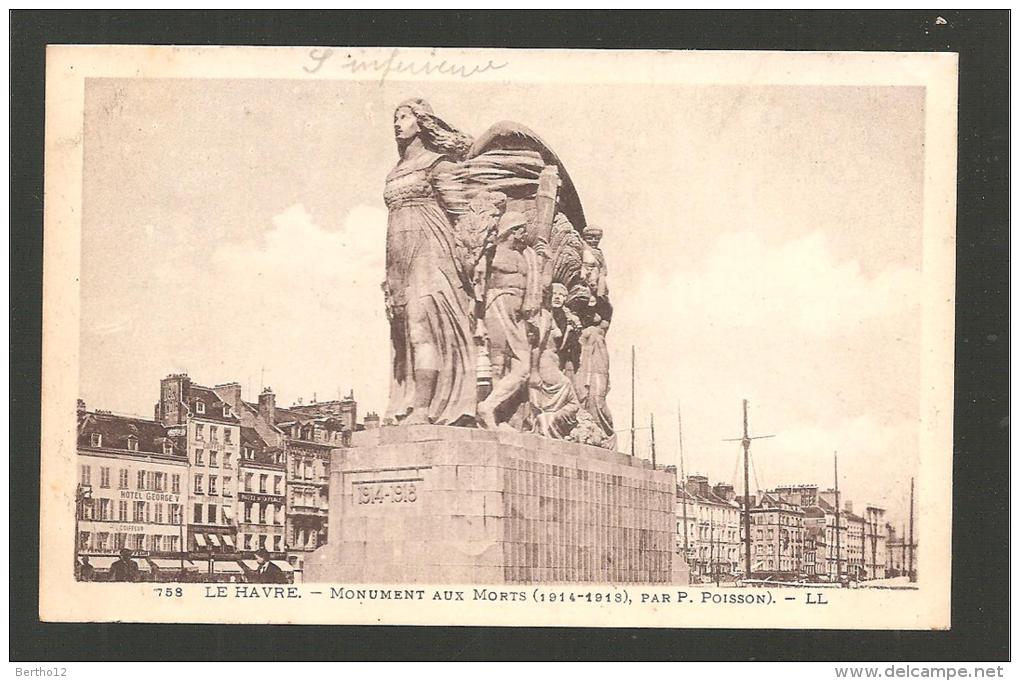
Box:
[126,435,138,451]
[163,441,173,455]
[223,405,230,418]
[196,401,206,415]
[90,433,102,447]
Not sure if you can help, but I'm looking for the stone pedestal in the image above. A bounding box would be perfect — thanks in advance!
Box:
[305,425,680,584]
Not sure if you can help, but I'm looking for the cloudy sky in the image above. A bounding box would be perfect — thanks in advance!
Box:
[80,77,924,524]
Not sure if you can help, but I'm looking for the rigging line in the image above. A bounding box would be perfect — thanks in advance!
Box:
[730,444,741,488]
[749,448,762,496]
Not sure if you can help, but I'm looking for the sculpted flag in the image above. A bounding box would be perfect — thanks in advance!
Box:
[382,98,615,446]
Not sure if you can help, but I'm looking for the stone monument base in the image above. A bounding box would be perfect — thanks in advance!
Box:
[305,425,682,584]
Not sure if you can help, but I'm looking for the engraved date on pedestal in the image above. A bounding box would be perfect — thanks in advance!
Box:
[354,479,421,505]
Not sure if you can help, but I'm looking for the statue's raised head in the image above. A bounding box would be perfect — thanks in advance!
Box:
[582,224,604,247]
[393,98,473,160]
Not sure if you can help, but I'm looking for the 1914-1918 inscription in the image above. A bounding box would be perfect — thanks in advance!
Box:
[355,480,420,505]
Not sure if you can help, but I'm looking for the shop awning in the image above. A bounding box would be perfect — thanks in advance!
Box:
[82,556,117,571]
[208,534,221,548]
[272,560,294,572]
[193,533,207,547]
[213,560,244,574]
[240,559,258,571]
[149,558,198,571]
[135,559,152,572]
[222,535,235,550]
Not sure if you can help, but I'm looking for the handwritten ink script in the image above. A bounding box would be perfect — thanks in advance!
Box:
[303,48,508,83]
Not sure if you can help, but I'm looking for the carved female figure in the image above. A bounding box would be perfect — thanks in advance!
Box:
[383,99,476,425]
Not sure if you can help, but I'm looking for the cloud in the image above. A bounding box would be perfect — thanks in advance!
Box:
[205,203,391,413]
[674,229,921,337]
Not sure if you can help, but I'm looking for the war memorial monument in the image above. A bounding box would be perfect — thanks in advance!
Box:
[306,99,684,584]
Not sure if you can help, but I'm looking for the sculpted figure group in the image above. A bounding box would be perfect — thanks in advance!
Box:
[382,98,616,448]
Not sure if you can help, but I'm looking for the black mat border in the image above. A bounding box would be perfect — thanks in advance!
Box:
[10,10,1009,662]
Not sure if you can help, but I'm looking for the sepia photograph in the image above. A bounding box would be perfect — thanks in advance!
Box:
[36,43,958,631]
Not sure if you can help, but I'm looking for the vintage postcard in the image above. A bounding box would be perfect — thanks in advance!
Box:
[39,45,956,628]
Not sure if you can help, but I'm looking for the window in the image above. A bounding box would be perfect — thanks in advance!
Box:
[144,502,151,522]
[209,475,218,495]
[193,503,203,524]
[133,501,145,522]
[224,428,232,444]
[221,505,232,525]
[259,504,268,524]
[155,472,166,491]
[169,535,179,552]
[90,433,102,447]
[114,532,127,549]
[118,500,128,521]
[171,474,180,494]
[209,450,218,467]
[223,405,231,418]
[196,401,206,415]
[137,470,145,489]
[78,531,90,551]
[99,467,110,488]
[210,426,218,443]
[244,534,253,550]
[134,533,145,550]
[154,503,164,523]
[274,476,282,495]
[119,468,129,489]
[194,474,204,494]
[80,465,91,485]
[258,534,267,549]
[195,423,204,440]
[244,502,252,523]
[223,452,232,469]
[259,474,268,494]
[127,435,138,451]
[98,498,112,520]
[273,535,282,552]
[170,504,182,524]
[207,504,217,525]
[163,440,174,455]
[243,473,253,492]
[222,477,232,496]
[195,448,204,465]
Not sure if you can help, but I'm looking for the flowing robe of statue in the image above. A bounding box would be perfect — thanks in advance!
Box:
[384,149,477,425]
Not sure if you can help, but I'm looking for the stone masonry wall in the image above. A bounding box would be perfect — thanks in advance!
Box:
[304,425,676,584]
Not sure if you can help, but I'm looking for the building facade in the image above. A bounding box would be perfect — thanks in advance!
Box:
[864,506,888,580]
[238,427,287,553]
[243,387,353,571]
[745,492,805,578]
[675,476,741,582]
[76,405,189,576]
[156,374,241,554]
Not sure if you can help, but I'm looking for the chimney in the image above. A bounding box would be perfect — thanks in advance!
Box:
[844,500,853,514]
[259,387,276,425]
[713,483,736,502]
[214,382,242,411]
[687,475,710,498]
[363,411,380,430]
[77,398,86,415]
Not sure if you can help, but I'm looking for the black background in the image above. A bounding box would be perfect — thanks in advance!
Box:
[10,10,1009,662]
